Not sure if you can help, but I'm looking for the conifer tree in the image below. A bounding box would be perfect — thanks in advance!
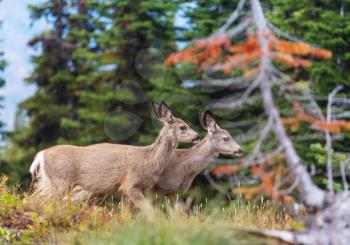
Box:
[2,0,101,185]
[267,0,350,187]
[268,0,350,92]
[76,0,181,145]
[2,0,181,185]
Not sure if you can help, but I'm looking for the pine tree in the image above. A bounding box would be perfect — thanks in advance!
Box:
[171,0,254,197]
[2,0,182,185]
[2,0,102,185]
[268,0,350,92]
[181,0,260,149]
[267,0,350,188]
[76,0,182,145]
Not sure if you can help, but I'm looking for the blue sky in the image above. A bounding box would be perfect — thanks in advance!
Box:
[0,0,46,130]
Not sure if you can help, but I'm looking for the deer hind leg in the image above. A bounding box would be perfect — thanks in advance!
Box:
[118,194,133,218]
[71,186,92,203]
[26,166,54,202]
[49,177,72,200]
[119,194,130,210]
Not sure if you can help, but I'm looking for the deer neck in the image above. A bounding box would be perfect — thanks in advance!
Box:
[149,124,177,171]
[185,135,218,174]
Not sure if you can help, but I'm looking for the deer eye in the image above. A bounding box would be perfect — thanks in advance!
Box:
[180,125,187,130]
[223,137,230,142]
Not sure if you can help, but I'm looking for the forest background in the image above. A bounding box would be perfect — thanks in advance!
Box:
[0,0,349,205]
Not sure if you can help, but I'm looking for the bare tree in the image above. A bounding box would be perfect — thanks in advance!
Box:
[165,0,350,243]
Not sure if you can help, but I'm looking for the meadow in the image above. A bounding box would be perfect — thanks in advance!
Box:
[0,175,295,244]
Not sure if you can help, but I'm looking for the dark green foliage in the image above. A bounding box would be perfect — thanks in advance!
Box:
[1,0,184,186]
[181,0,350,193]
[267,0,350,190]
[268,0,350,93]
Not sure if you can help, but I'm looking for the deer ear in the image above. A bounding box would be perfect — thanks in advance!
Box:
[200,111,217,130]
[153,102,160,118]
[157,100,173,123]
[199,111,208,129]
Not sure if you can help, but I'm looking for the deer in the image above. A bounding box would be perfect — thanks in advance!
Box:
[74,111,242,208]
[152,111,242,202]
[29,101,200,217]
[90,111,243,208]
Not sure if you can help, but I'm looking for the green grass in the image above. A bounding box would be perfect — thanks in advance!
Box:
[0,175,294,245]
[57,213,265,245]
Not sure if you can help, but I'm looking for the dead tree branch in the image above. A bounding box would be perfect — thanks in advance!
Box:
[325,85,343,193]
[216,0,247,35]
[211,78,260,109]
[250,0,326,208]
[340,160,349,191]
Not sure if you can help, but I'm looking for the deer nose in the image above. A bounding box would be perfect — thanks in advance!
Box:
[193,135,201,143]
[235,148,243,156]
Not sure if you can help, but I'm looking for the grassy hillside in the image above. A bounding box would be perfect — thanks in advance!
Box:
[0,175,294,244]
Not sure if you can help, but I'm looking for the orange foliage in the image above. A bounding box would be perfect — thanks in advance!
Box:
[282,101,350,134]
[229,34,260,53]
[211,165,241,177]
[275,40,310,55]
[211,154,295,205]
[309,48,332,59]
[164,36,231,70]
[164,31,332,75]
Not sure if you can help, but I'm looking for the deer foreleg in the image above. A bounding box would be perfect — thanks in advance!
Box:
[123,187,156,220]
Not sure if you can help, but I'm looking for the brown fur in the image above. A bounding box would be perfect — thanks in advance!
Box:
[29,102,199,215]
[86,112,242,203]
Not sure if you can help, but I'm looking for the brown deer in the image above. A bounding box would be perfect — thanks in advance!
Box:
[152,111,242,198]
[76,111,242,207]
[29,101,200,216]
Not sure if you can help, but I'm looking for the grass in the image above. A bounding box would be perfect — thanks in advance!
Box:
[0,175,294,244]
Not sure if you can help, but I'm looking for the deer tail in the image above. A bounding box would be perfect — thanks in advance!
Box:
[29,151,45,180]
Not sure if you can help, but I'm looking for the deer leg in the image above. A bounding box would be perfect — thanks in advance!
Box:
[71,186,92,203]
[166,194,184,210]
[123,187,156,220]
[50,177,72,199]
[119,194,130,210]
[118,194,133,219]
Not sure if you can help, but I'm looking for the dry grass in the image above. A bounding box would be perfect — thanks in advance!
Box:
[0,175,294,244]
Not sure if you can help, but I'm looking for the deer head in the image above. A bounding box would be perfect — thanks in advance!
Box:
[153,101,200,143]
[199,111,242,156]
